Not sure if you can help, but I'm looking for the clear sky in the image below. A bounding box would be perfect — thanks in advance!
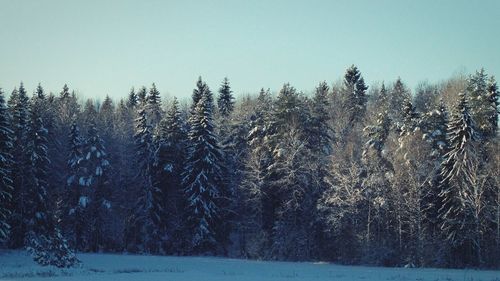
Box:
[0,0,499,101]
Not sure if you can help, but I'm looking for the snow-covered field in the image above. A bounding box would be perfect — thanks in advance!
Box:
[0,250,498,281]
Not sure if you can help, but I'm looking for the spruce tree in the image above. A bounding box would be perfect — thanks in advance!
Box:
[127,87,138,109]
[25,93,78,267]
[147,83,163,127]
[80,121,111,252]
[7,83,30,248]
[438,93,480,266]
[183,78,224,254]
[0,88,13,241]
[137,86,147,108]
[133,106,156,252]
[65,119,85,248]
[154,97,188,252]
[217,77,234,118]
[343,65,368,125]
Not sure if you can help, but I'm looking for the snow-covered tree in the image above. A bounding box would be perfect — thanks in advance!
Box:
[153,97,188,252]
[183,78,225,254]
[65,119,85,248]
[131,105,157,252]
[7,83,30,248]
[438,93,481,266]
[127,87,138,109]
[217,77,234,118]
[343,65,368,125]
[147,83,163,127]
[467,69,498,140]
[80,121,111,252]
[0,88,13,241]
[389,78,411,124]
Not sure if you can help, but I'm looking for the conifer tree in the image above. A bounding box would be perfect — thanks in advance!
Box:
[183,78,224,254]
[127,87,138,109]
[132,106,156,252]
[217,77,234,118]
[343,65,368,124]
[137,86,147,108]
[65,119,84,248]
[438,93,481,266]
[147,83,163,127]
[0,88,13,241]
[390,78,411,124]
[80,121,111,252]
[153,97,188,252]
[7,83,30,248]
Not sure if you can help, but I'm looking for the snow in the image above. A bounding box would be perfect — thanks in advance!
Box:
[0,250,498,281]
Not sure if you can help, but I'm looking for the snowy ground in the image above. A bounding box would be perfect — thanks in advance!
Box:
[0,250,498,281]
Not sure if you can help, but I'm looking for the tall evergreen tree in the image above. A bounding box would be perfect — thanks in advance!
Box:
[153,97,188,252]
[132,106,156,252]
[137,86,147,108]
[343,65,368,125]
[127,87,138,109]
[7,83,30,248]
[147,83,163,127]
[80,121,111,252]
[438,93,481,266]
[65,119,85,248]
[0,88,13,241]
[183,78,225,254]
[217,77,234,118]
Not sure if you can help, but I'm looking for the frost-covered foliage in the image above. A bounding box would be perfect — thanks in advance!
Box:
[1,67,498,269]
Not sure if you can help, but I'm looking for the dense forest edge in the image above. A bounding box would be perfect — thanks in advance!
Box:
[0,66,498,269]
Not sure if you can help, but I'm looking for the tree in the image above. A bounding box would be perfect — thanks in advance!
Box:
[80,121,111,252]
[343,65,368,125]
[131,105,156,253]
[183,78,225,254]
[25,94,79,267]
[153,97,188,253]
[0,88,13,241]
[147,83,163,127]
[7,83,30,248]
[127,87,138,109]
[438,93,481,267]
[137,86,147,108]
[65,119,85,248]
[217,77,234,118]
[389,78,411,124]
[467,69,498,140]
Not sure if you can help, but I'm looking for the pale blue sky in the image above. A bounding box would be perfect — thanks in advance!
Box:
[0,0,498,101]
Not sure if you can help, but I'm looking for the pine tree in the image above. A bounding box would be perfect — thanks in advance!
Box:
[147,83,163,127]
[467,69,494,139]
[65,119,85,248]
[154,97,188,252]
[438,93,481,266]
[485,76,498,137]
[133,106,156,252]
[183,78,224,254]
[80,121,111,252]
[127,87,138,109]
[191,77,207,113]
[390,78,411,124]
[217,77,234,118]
[7,83,30,248]
[343,65,368,125]
[137,86,147,108]
[0,88,13,241]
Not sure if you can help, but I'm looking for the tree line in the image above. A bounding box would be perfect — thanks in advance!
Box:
[0,67,498,268]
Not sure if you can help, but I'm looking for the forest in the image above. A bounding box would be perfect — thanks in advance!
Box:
[0,66,498,269]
